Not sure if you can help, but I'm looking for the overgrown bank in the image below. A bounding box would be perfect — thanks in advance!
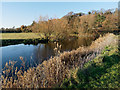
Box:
[61,40,119,88]
[2,33,119,88]
[1,33,48,46]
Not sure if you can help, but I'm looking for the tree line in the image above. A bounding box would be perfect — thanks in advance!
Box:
[30,8,118,40]
[0,8,119,40]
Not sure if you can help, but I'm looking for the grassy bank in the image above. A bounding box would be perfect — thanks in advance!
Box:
[2,33,119,88]
[1,33,48,46]
[2,39,48,46]
[1,33,97,46]
[60,44,120,88]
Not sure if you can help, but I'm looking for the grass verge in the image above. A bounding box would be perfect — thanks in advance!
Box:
[60,43,120,88]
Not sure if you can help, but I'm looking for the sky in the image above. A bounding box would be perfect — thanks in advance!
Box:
[1,2,118,28]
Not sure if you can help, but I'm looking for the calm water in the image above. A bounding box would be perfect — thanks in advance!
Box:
[1,36,96,69]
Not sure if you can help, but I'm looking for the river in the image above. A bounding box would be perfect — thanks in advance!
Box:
[1,36,96,70]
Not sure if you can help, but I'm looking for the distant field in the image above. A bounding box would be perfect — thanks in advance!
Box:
[1,33,43,40]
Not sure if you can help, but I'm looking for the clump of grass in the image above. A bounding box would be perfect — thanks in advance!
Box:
[2,57,27,88]
[54,42,62,56]
[20,56,25,71]
[1,33,118,88]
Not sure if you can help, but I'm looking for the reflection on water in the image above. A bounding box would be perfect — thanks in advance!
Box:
[1,36,96,69]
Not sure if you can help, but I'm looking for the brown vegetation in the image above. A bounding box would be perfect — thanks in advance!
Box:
[29,9,118,41]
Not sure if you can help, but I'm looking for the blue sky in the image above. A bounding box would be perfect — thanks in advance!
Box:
[2,2,118,28]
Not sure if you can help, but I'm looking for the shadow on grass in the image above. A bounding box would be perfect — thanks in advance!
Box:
[61,52,120,88]
[2,39,48,47]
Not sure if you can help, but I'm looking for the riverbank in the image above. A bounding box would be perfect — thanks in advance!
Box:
[2,33,119,88]
[2,39,48,46]
[1,33,97,46]
[1,33,46,46]
[61,40,119,88]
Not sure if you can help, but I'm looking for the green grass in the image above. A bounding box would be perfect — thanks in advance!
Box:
[1,33,97,41]
[1,33,44,40]
[60,44,120,88]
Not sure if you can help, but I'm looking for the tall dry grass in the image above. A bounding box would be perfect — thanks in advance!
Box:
[1,33,117,88]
